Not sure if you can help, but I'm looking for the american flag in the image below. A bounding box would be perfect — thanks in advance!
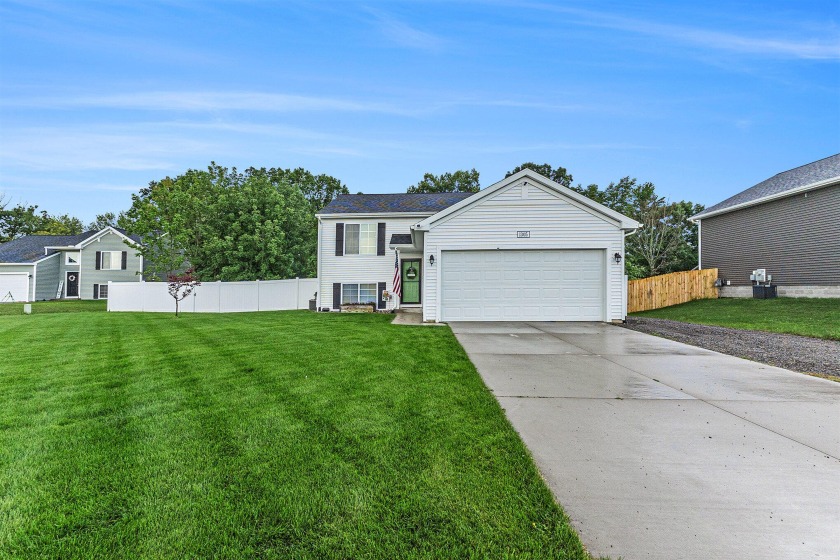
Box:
[392,252,401,298]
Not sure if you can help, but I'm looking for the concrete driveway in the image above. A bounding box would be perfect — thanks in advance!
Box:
[451,321,840,560]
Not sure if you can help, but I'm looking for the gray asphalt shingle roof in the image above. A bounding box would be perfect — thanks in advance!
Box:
[318,192,476,215]
[0,229,141,263]
[694,153,840,219]
[389,233,413,245]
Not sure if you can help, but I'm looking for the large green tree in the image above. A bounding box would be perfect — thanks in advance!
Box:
[125,163,323,281]
[248,167,348,214]
[0,203,45,242]
[34,214,84,236]
[505,163,573,188]
[568,177,703,278]
[407,169,481,193]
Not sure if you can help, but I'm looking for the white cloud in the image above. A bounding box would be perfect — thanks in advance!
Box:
[526,3,840,60]
[366,9,448,52]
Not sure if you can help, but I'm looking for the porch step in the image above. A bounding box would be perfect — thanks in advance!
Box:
[397,307,421,314]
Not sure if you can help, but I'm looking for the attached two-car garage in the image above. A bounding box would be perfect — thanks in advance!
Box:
[440,250,605,321]
[414,169,640,323]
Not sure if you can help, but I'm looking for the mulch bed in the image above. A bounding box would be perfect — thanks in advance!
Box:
[620,317,840,378]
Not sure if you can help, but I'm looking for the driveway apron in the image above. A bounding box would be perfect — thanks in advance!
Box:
[450,321,840,560]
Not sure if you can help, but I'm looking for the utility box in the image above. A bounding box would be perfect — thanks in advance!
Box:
[308,298,316,311]
[752,285,777,299]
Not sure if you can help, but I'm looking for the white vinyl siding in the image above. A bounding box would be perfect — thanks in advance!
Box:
[318,216,425,310]
[423,180,626,322]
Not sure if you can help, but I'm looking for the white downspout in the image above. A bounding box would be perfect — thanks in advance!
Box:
[316,217,323,310]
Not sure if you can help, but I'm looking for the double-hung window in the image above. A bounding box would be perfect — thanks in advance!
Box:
[100,251,122,270]
[342,283,377,304]
[345,224,377,255]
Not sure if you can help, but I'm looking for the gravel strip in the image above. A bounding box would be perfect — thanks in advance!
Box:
[620,317,840,378]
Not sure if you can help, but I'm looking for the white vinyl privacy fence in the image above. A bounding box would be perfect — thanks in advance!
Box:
[107,278,318,313]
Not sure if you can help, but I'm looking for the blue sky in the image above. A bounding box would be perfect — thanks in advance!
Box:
[1,0,838,223]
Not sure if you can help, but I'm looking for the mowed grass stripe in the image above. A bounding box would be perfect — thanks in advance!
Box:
[0,311,595,559]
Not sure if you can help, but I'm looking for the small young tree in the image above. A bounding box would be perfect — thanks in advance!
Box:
[167,268,200,317]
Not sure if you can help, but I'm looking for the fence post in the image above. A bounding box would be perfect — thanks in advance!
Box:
[218,280,222,313]
[256,279,260,312]
[107,281,112,312]
[296,277,300,310]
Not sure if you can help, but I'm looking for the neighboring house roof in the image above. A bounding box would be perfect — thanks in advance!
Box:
[0,228,141,264]
[389,233,413,245]
[318,192,476,215]
[414,169,641,231]
[693,153,840,220]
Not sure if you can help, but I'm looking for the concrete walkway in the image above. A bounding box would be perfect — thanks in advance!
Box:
[451,321,840,560]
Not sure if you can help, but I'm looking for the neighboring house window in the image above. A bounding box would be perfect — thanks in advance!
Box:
[344,224,377,255]
[65,252,80,265]
[98,285,108,299]
[100,251,121,270]
[342,283,377,304]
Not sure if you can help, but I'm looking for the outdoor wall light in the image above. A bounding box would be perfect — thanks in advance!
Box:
[428,254,435,265]
[613,252,622,264]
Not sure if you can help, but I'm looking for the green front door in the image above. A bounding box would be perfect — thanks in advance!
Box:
[401,259,421,304]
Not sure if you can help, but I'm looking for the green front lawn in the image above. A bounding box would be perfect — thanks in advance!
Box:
[0,299,106,315]
[0,311,593,559]
[631,298,840,340]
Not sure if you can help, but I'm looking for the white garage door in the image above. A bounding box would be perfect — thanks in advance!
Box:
[0,273,30,303]
[441,250,604,321]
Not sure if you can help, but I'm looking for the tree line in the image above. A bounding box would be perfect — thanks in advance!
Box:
[1,161,703,280]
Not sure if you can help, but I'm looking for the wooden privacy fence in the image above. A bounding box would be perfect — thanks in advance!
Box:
[627,268,718,313]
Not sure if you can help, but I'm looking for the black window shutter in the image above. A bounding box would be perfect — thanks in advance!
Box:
[335,223,344,256]
[378,282,386,310]
[377,223,386,256]
[93,284,99,299]
[332,283,341,309]
[121,251,127,270]
[95,251,101,270]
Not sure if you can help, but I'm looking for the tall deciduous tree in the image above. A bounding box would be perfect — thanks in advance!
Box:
[124,163,321,281]
[407,169,481,193]
[506,163,573,188]
[0,204,45,242]
[567,177,703,279]
[34,214,84,235]
[249,167,349,214]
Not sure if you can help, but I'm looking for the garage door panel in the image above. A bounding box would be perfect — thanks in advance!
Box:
[0,274,30,303]
[441,250,603,321]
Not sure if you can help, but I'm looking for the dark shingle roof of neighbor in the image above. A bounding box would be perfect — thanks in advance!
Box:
[318,192,476,214]
[0,229,141,264]
[694,153,840,219]
[389,233,413,245]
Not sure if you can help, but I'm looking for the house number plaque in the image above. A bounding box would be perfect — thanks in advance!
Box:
[516,231,530,238]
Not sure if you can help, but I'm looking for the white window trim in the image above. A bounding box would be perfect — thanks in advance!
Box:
[97,284,109,299]
[342,282,378,304]
[100,251,122,270]
[65,252,80,265]
[344,223,378,256]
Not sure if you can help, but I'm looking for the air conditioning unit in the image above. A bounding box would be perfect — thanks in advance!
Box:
[750,269,767,283]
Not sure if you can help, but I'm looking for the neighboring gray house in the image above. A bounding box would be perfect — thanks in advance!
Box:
[692,154,840,297]
[316,169,640,322]
[0,227,143,302]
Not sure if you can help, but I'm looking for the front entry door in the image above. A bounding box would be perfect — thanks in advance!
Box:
[65,271,79,298]
[401,259,421,304]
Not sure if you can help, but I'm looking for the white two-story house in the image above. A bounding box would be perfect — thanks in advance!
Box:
[316,169,639,323]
